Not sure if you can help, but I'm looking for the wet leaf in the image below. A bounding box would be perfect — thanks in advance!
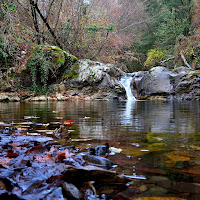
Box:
[182,169,200,175]
[166,154,190,162]
[57,149,75,161]
[0,157,12,167]
[110,147,123,153]
[34,155,55,163]
[63,120,75,125]
[29,145,43,152]
[6,152,18,158]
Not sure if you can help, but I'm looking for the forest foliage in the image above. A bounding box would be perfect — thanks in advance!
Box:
[0,0,199,73]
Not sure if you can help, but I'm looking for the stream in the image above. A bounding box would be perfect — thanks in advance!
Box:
[0,100,200,199]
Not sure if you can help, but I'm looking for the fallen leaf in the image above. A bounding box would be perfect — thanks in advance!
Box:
[166,154,190,162]
[6,152,18,158]
[182,169,200,175]
[57,149,75,161]
[0,157,13,167]
[63,120,75,125]
[110,147,123,153]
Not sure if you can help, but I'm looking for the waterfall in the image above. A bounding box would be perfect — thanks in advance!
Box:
[120,74,136,101]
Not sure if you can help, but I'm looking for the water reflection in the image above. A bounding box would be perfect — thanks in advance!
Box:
[0,100,200,137]
[121,100,136,126]
[1,100,200,199]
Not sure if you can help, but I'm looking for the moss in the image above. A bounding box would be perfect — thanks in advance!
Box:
[64,52,78,62]
[63,62,79,80]
[24,44,78,94]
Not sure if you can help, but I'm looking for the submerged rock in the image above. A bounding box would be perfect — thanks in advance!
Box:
[89,143,109,156]
[84,154,116,168]
[63,165,130,185]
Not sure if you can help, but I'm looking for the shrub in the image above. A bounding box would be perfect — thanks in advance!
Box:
[144,48,166,69]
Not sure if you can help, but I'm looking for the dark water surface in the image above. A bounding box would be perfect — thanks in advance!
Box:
[1,100,200,199]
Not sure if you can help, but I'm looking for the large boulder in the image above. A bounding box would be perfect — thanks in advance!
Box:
[134,66,200,100]
[63,59,126,100]
[21,45,78,89]
[135,67,177,98]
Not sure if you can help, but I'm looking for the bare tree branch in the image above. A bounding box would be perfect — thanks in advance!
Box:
[29,0,61,48]
[180,52,192,69]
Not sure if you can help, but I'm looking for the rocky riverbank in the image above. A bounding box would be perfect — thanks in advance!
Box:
[0,48,200,102]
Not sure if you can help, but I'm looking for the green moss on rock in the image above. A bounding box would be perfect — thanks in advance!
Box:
[23,45,78,94]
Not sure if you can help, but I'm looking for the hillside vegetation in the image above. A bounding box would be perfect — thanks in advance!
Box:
[0,0,199,74]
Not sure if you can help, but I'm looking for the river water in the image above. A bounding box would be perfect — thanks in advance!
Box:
[1,100,200,199]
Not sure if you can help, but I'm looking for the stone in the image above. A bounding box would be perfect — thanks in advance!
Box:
[63,165,130,185]
[26,95,47,101]
[62,182,83,200]
[0,93,20,102]
[63,59,125,100]
[134,66,200,100]
[21,45,78,87]
[136,66,176,97]
[83,154,116,167]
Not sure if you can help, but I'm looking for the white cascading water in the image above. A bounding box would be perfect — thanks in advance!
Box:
[120,74,136,101]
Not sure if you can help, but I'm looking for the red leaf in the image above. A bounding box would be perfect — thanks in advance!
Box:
[6,152,18,158]
[63,120,75,125]
[29,145,43,152]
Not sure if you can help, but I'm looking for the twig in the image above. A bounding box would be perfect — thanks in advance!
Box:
[159,57,175,64]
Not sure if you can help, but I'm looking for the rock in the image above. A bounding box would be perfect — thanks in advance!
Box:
[136,66,176,98]
[138,184,148,192]
[63,165,130,185]
[89,143,109,155]
[62,182,83,200]
[25,95,47,101]
[21,45,78,88]
[134,66,200,100]
[0,93,20,102]
[148,185,168,195]
[64,59,125,100]
[174,70,200,100]
[83,154,116,168]
[55,93,69,101]
[114,188,135,200]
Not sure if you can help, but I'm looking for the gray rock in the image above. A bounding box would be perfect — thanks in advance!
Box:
[62,182,83,200]
[136,67,176,97]
[83,154,116,167]
[63,165,130,185]
[0,93,20,102]
[64,59,126,100]
[133,66,200,100]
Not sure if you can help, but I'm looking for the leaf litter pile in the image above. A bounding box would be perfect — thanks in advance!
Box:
[0,117,132,200]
